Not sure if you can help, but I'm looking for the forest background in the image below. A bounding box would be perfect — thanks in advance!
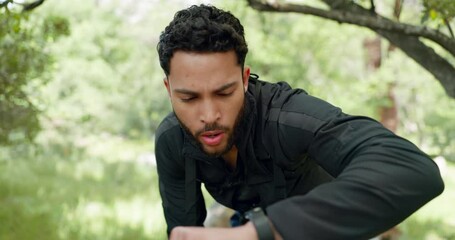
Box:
[1,0,455,239]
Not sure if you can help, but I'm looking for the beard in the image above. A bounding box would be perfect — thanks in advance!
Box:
[175,97,246,158]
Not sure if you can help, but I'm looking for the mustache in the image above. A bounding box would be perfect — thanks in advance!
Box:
[195,123,229,137]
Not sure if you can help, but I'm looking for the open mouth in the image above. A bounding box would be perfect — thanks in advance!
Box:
[205,133,221,138]
[200,131,224,146]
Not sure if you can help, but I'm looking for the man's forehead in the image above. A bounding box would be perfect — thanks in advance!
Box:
[168,50,239,72]
[167,51,243,90]
[170,77,240,92]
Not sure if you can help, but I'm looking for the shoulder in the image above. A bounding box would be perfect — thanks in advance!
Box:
[155,112,186,172]
[155,112,184,151]
[250,76,342,131]
[156,112,181,141]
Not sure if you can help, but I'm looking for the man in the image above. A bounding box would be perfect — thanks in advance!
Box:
[155,4,444,240]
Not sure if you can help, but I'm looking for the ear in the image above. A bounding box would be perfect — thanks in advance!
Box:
[163,77,171,97]
[242,66,250,92]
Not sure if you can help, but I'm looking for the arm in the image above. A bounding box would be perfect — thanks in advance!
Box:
[169,221,283,240]
[265,93,444,239]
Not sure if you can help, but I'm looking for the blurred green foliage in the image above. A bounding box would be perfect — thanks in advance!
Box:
[0,139,164,240]
[1,9,48,144]
[0,0,70,145]
[423,0,455,20]
[1,0,455,239]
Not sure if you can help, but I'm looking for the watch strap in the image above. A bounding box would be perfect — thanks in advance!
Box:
[245,207,274,240]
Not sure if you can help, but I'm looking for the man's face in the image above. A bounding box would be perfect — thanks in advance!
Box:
[164,50,250,157]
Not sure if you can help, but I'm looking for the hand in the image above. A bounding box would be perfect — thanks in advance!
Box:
[170,221,283,240]
[170,222,258,240]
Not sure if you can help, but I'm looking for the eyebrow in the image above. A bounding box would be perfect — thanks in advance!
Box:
[215,81,237,92]
[174,81,238,95]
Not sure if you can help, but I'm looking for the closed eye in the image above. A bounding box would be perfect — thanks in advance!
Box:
[218,91,233,97]
[180,96,196,102]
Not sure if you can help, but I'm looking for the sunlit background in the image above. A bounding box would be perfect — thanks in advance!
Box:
[1,0,455,239]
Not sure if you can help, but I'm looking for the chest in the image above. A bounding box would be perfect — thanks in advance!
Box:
[195,154,334,212]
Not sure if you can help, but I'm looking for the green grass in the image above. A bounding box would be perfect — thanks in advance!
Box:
[0,138,167,240]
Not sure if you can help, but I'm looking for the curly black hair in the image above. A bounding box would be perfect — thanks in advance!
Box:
[157,5,248,76]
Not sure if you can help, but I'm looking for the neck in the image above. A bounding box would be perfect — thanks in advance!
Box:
[222,145,238,170]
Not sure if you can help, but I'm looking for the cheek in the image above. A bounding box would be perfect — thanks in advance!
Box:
[172,102,197,127]
[225,95,244,122]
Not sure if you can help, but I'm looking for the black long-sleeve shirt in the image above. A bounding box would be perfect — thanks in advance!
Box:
[155,76,444,239]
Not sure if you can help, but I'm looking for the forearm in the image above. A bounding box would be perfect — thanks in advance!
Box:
[169,221,282,240]
[267,136,444,239]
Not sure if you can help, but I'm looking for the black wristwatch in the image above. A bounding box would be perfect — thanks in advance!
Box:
[245,207,274,240]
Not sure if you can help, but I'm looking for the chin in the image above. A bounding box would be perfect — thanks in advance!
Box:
[203,148,224,158]
[202,144,229,158]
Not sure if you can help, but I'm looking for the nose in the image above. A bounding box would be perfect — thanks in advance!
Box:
[200,100,220,124]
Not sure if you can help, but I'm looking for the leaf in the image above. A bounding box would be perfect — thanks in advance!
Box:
[421,11,429,24]
[430,9,439,20]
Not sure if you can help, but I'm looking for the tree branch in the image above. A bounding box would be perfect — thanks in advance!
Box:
[444,18,454,39]
[247,0,455,98]
[247,0,455,58]
[370,0,375,13]
[379,30,455,98]
[13,0,45,12]
[0,0,12,8]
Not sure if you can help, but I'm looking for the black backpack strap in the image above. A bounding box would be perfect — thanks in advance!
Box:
[184,156,198,223]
